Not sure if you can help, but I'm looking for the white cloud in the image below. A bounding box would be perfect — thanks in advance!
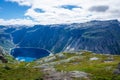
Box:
[4,0,120,25]
[0,18,37,25]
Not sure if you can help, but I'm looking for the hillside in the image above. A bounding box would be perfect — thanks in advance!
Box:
[0,20,120,79]
[34,51,120,80]
[0,51,120,80]
[0,20,120,55]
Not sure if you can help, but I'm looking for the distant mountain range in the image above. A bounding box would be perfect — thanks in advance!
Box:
[0,19,120,54]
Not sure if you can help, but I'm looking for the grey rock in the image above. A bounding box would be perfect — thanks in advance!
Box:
[68,71,88,78]
[56,53,66,59]
[43,56,56,63]
[89,57,99,61]
[113,69,120,75]
[113,62,120,74]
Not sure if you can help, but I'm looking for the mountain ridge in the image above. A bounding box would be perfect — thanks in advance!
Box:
[0,19,120,54]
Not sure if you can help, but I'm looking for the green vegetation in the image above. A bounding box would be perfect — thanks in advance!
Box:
[0,62,43,80]
[82,30,105,39]
[55,52,120,80]
[1,51,120,80]
[4,54,15,62]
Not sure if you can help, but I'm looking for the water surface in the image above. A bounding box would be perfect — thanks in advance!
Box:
[11,48,50,62]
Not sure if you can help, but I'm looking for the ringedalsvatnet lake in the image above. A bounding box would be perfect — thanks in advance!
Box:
[10,48,50,62]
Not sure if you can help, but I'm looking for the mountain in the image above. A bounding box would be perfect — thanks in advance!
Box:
[0,27,15,52]
[0,20,120,54]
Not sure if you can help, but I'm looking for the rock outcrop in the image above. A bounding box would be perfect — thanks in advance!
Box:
[0,46,8,63]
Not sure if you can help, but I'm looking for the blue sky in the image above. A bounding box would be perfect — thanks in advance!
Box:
[0,0,29,19]
[60,5,81,10]
[0,0,120,25]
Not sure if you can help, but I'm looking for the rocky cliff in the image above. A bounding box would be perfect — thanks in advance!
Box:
[0,20,120,54]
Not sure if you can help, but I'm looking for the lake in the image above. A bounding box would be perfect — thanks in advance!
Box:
[10,48,50,62]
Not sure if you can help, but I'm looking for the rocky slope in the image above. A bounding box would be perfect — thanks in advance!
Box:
[0,46,8,63]
[1,51,120,80]
[33,51,120,80]
[0,20,120,54]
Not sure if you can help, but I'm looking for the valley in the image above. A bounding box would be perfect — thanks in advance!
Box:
[0,0,120,79]
[0,20,120,80]
[1,20,120,55]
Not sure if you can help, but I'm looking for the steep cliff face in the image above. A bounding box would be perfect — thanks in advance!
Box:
[0,46,8,63]
[0,26,15,52]
[0,20,120,54]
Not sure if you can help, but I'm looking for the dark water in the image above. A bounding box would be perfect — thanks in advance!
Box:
[10,48,50,62]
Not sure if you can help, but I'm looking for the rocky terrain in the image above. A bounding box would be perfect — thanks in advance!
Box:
[0,20,120,55]
[0,20,120,80]
[0,51,120,80]
[33,51,120,80]
[0,46,8,63]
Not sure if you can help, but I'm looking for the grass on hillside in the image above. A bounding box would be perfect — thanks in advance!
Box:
[1,51,120,80]
[55,52,120,80]
[0,62,43,80]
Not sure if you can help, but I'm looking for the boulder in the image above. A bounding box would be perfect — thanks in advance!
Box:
[68,71,88,78]
[56,53,66,59]
[113,62,120,74]
[89,57,99,61]
[0,46,8,63]
[113,69,120,75]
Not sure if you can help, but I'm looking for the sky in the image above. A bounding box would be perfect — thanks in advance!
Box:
[0,0,120,25]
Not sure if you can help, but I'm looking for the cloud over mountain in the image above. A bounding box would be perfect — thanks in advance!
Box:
[1,0,120,25]
[89,5,109,12]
